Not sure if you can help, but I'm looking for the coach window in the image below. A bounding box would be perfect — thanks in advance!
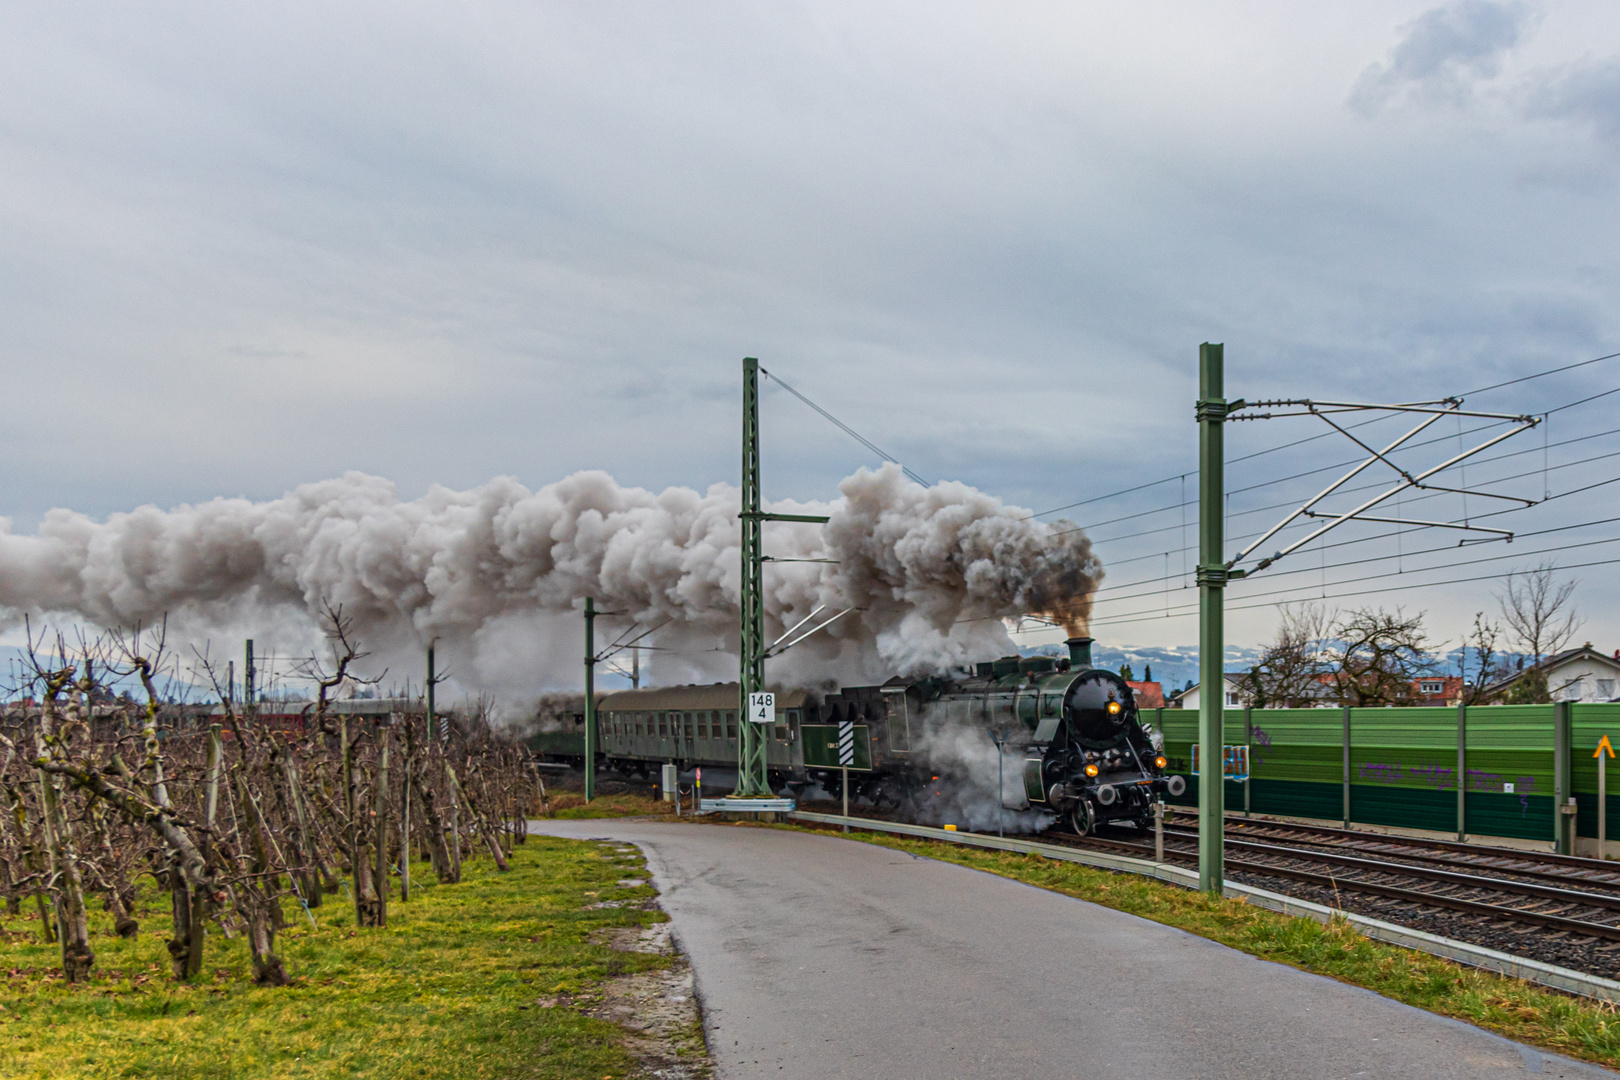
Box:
[725,710,737,740]
[700,711,712,739]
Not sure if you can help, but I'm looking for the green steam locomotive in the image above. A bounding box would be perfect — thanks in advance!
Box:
[529,636,1182,834]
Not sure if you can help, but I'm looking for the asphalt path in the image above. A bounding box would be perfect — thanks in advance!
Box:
[531,818,1611,1079]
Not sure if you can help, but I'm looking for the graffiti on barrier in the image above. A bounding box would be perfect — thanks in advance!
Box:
[1352,762,1537,797]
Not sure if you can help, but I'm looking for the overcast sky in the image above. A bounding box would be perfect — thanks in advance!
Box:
[4,0,1620,660]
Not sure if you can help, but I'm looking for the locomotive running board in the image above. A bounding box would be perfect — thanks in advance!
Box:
[789,810,1620,1004]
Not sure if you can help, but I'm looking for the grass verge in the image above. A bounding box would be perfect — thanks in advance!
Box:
[544,792,674,820]
[786,821,1620,1069]
[1,838,673,1079]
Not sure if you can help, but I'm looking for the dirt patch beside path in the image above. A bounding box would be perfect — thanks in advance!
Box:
[586,845,713,1079]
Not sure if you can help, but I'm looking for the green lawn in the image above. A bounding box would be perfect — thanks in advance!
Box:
[1,839,671,1079]
[782,822,1620,1070]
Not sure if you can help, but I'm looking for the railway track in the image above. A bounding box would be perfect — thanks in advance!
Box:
[1053,827,1620,940]
[1173,808,1620,891]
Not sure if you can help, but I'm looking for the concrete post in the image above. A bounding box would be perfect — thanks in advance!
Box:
[1342,706,1352,829]
[1456,703,1467,842]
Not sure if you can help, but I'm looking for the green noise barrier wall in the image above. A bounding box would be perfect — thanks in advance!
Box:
[1151,702,1620,848]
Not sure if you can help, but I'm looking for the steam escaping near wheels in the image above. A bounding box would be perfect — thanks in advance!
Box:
[0,464,1100,704]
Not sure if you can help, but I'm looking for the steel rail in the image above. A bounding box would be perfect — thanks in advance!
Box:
[1049,831,1620,942]
[1219,827,1620,892]
[1223,858,1620,942]
[1177,810,1620,877]
[1158,828,1620,911]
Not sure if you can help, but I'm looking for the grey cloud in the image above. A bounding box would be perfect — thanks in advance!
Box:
[2,3,1619,662]
[1350,0,1534,115]
[1524,57,1620,145]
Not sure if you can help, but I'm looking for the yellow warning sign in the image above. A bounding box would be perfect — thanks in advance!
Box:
[1596,735,1615,759]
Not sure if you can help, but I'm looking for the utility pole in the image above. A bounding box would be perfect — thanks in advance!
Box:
[1189,344,1537,891]
[738,357,830,799]
[244,640,256,715]
[584,596,597,802]
[426,643,437,742]
[631,646,640,690]
[739,360,769,797]
[1197,342,1232,894]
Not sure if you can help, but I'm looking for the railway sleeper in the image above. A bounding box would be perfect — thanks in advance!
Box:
[1221,855,1620,942]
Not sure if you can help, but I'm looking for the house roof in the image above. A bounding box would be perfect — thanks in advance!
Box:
[1175,673,1250,694]
[1127,681,1166,708]
[1482,644,1620,696]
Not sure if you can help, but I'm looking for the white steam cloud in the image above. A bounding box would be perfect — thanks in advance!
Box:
[908,718,1057,835]
[0,464,1101,700]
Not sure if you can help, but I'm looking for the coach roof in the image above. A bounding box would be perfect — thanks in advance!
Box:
[598,682,812,713]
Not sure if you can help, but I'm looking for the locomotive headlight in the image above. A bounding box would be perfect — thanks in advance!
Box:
[1154,755,1168,770]
[1107,701,1121,715]
[1084,763,1099,778]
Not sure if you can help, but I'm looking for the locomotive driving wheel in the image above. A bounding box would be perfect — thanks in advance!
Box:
[1069,799,1095,837]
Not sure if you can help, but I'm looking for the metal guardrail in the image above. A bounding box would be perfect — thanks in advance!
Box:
[789,810,1620,1003]
[701,797,796,813]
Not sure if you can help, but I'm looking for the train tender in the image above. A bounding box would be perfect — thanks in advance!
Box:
[528,636,1184,835]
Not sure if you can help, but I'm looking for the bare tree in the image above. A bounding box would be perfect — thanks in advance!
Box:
[1498,560,1583,664]
[1246,603,1333,708]
[1459,612,1511,706]
[1324,607,1438,707]
[0,608,539,989]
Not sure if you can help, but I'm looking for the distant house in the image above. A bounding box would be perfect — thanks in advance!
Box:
[1127,680,1166,708]
[1411,675,1463,707]
[1174,674,1248,710]
[1175,672,1462,709]
[1483,644,1620,703]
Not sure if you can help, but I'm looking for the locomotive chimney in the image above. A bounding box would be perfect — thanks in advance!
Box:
[1066,636,1094,670]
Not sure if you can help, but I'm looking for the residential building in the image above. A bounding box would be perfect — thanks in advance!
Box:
[1174,674,1248,710]
[1483,644,1620,703]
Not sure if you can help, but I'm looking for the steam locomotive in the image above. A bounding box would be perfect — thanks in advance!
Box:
[529,636,1184,835]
